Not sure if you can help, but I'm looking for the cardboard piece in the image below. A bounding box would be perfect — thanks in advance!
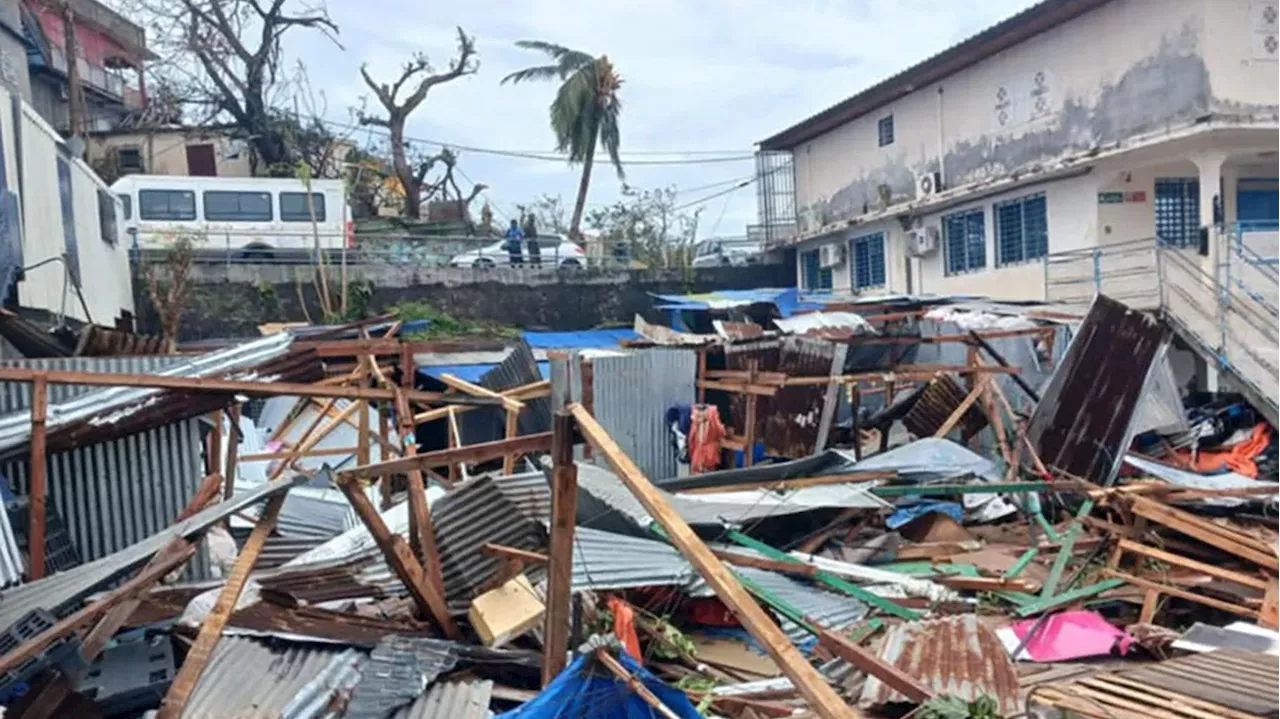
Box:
[469,575,545,648]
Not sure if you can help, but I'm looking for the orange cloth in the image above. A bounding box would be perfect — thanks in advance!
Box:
[1173,422,1271,478]
[688,404,725,474]
[606,597,641,661]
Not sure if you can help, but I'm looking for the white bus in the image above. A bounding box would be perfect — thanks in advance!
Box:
[111,175,351,257]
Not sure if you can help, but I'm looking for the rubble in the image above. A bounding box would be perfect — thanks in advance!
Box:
[0,293,1271,718]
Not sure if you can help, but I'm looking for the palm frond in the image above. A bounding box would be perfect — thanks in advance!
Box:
[501,64,562,85]
[598,97,624,180]
[509,40,594,81]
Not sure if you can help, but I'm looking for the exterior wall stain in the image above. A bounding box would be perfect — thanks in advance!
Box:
[800,22,1225,234]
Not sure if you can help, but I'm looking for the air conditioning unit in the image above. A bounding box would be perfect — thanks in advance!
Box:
[916,171,943,198]
[907,225,940,257]
[819,243,844,268]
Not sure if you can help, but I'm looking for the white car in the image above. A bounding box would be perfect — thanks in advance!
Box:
[448,235,586,268]
[690,238,762,268]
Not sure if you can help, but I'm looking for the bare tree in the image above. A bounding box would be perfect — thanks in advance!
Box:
[141,235,195,351]
[358,27,478,219]
[128,0,342,171]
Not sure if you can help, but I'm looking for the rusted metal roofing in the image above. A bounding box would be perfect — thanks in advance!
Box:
[722,337,845,458]
[1027,295,1169,485]
[901,374,988,441]
[857,615,1020,714]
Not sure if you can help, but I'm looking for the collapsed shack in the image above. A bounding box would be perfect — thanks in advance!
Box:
[0,295,1270,718]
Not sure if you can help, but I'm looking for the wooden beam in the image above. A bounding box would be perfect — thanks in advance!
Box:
[336,477,460,638]
[175,473,225,524]
[223,404,241,500]
[157,493,287,719]
[439,373,524,412]
[503,407,520,475]
[29,373,48,580]
[0,367,503,407]
[207,409,223,478]
[542,410,578,686]
[413,381,550,423]
[712,549,820,578]
[697,379,779,397]
[79,538,196,663]
[482,543,549,564]
[339,432,554,480]
[1113,538,1270,590]
[934,576,1039,593]
[932,378,986,438]
[593,648,682,719]
[357,362,371,468]
[568,403,859,719]
[815,625,933,703]
[239,446,365,461]
[1128,495,1279,570]
[394,390,446,598]
[0,538,195,678]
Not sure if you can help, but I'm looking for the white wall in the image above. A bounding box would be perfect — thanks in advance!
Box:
[15,97,133,324]
[1202,0,1280,111]
[790,0,1276,238]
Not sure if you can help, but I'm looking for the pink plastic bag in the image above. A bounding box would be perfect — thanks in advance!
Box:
[1008,610,1132,662]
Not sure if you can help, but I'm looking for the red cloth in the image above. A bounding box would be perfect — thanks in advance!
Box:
[689,404,725,474]
[606,597,642,661]
[1173,423,1271,478]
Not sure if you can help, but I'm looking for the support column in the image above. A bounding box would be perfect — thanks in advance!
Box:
[1192,151,1227,263]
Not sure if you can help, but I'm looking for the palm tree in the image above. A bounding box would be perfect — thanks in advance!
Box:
[503,41,623,240]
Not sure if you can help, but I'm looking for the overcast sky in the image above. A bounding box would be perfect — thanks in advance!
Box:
[281,0,1039,237]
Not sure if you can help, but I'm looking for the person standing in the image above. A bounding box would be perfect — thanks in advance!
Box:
[522,213,542,267]
[504,219,524,266]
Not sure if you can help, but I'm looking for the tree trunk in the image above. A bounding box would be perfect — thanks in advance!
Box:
[569,122,599,241]
[388,117,420,219]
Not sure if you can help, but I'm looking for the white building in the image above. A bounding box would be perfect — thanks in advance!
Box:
[759,0,1278,300]
[0,81,132,326]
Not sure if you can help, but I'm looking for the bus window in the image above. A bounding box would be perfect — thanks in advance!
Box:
[279,192,326,222]
[117,193,132,220]
[203,191,273,222]
[138,189,196,221]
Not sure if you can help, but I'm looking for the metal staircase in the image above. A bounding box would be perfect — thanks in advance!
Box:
[1044,236,1279,427]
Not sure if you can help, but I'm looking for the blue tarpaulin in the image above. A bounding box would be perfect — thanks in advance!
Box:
[649,287,827,318]
[495,651,702,719]
[521,328,638,348]
[885,500,964,530]
[419,361,550,383]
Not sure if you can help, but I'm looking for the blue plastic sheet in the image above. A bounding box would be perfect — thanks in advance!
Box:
[495,652,702,718]
[885,500,964,530]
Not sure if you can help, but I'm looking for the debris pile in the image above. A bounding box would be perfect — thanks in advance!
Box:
[0,295,1273,718]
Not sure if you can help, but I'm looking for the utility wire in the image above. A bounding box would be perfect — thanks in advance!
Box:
[321,119,755,166]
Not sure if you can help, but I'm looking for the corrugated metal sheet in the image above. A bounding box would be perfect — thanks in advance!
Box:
[590,348,696,481]
[689,566,868,642]
[773,311,877,337]
[0,475,302,631]
[2,418,208,577]
[900,374,987,441]
[432,474,548,612]
[460,340,551,446]
[857,615,1020,715]
[394,680,494,719]
[345,635,459,719]
[0,333,294,454]
[180,636,365,719]
[0,355,188,411]
[571,526,698,592]
[575,462,881,531]
[1119,649,1278,715]
[1027,295,1169,485]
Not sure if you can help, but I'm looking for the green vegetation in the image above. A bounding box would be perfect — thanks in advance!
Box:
[390,300,519,339]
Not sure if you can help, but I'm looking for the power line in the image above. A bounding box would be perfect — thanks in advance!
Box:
[322,119,756,166]
[672,177,756,212]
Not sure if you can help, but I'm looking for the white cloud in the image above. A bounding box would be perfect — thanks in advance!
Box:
[287,0,1038,235]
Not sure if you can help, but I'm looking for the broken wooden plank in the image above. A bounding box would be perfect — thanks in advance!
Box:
[439,373,524,413]
[542,410,578,686]
[413,380,550,423]
[339,432,554,480]
[1128,495,1279,571]
[223,404,241,500]
[815,625,933,703]
[933,377,986,438]
[569,403,860,719]
[482,543,549,564]
[336,477,460,639]
[677,470,897,495]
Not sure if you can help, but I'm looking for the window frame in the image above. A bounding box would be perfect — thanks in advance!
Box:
[116,146,143,173]
[994,192,1048,267]
[877,115,894,147]
[202,190,273,222]
[850,231,886,290]
[138,189,197,221]
[97,189,118,245]
[800,248,833,292]
[942,208,987,276]
[117,193,132,221]
[1154,177,1201,246]
[279,191,327,222]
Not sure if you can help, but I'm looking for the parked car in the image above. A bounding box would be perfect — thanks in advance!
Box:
[447,235,586,268]
[690,238,762,268]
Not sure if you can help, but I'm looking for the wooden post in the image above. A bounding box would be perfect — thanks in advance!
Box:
[400,341,415,389]
[29,374,48,580]
[447,407,461,483]
[568,403,858,719]
[336,477,460,638]
[542,411,578,686]
[223,404,241,500]
[503,407,520,475]
[394,390,448,603]
[743,360,758,468]
[207,410,223,478]
[850,385,861,461]
[358,359,371,468]
[157,493,287,719]
[378,407,392,509]
[696,348,707,405]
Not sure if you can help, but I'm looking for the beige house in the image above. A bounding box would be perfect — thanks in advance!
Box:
[88,124,253,179]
